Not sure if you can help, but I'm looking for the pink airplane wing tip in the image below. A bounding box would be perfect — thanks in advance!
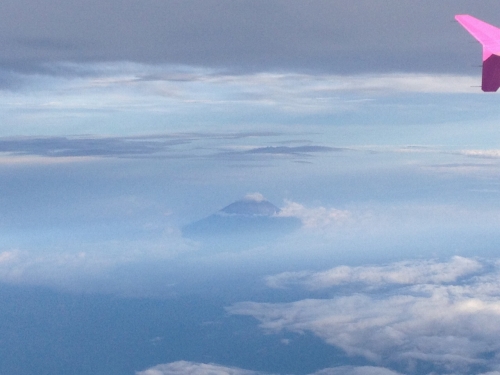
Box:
[455,14,476,24]
[455,14,500,92]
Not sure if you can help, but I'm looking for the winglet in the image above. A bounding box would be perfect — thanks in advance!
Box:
[456,14,500,91]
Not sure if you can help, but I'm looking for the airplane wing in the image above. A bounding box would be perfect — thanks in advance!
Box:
[456,14,500,92]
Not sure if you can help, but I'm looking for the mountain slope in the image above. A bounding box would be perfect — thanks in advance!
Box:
[182,194,301,249]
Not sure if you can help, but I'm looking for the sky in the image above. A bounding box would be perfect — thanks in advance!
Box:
[3,1,500,375]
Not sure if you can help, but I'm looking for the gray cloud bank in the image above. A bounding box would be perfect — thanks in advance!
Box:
[229,257,500,374]
[0,133,289,159]
[1,0,499,74]
[246,146,343,155]
[0,134,349,165]
[0,135,188,158]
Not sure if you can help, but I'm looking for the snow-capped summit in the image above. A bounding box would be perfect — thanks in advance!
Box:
[182,194,301,248]
[219,194,280,216]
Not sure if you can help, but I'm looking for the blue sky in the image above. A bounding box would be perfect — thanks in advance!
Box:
[3,1,500,375]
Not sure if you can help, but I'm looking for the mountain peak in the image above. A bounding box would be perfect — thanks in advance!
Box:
[182,194,301,246]
[219,194,280,216]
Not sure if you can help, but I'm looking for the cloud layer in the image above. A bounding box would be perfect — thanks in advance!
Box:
[276,201,350,230]
[265,256,482,289]
[0,1,497,74]
[136,361,264,375]
[229,257,500,374]
[0,61,489,140]
[136,361,403,375]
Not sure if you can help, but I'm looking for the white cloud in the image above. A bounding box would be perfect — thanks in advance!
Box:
[277,200,350,229]
[136,362,403,375]
[311,367,403,375]
[244,192,265,202]
[0,64,479,117]
[0,250,18,263]
[0,153,98,165]
[460,150,500,159]
[136,361,266,375]
[321,73,478,94]
[229,257,500,374]
[265,256,482,289]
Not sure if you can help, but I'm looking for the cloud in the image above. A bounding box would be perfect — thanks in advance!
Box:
[265,256,482,289]
[215,145,344,163]
[136,361,266,375]
[0,135,190,158]
[0,1,495,75]
[1,63,481,114]
[244,192,265,202]
[0,229,195,293]
[0,251,18,263]
[350,74,479,94]
[460,150,500,159]
[246,146,342,155]
[0,250,99,285]
[0,131,355,166]
[136,362,403,375]
[0,63,484,139]
[311,367,403,375]
[0,132,284,161]
[276,201,350,229]
[52,67,486,97]
[228,257,500,374]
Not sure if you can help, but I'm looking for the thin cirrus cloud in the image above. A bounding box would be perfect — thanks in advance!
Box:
[0,132,302,160]
[213,145,345,163]
[228,257,500,374]
[19,65,484,94]
[0,63,485,138]
[459,150,500,159]
[0,64,481,113]
[246,146,343,155]
[0,135,189,158]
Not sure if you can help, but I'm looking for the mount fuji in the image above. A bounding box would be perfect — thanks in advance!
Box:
[182,194,301,250]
